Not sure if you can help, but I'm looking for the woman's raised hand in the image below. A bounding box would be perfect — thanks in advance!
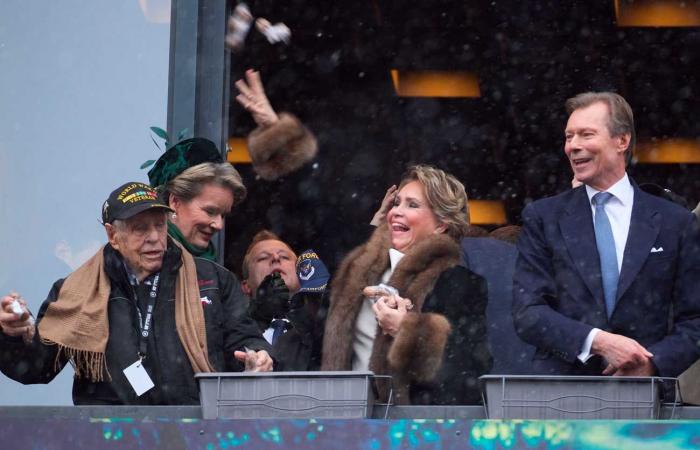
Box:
[234,69,279,128]
[370,185,398,226]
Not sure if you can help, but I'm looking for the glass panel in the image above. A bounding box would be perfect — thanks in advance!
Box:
[0,0,170,405]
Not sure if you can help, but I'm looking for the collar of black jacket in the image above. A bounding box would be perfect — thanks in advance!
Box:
[103,237,183,289]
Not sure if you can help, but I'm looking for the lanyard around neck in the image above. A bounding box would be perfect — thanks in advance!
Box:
[137,273,160,360]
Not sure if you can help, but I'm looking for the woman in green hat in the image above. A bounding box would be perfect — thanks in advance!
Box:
[148,138,246,261]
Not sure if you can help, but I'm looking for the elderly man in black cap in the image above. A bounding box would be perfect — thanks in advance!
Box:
[241,230,330,371]
[0,182,272,405]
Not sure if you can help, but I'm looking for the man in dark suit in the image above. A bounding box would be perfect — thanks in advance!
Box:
[512,92,700,377]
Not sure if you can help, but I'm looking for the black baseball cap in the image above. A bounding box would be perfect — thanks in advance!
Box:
[102,182,173,224]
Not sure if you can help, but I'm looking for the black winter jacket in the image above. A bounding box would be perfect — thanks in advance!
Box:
[0,241,271,405]
[251,291,327,371]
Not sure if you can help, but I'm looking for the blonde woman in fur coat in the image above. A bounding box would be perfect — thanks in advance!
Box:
[322,165,492,405]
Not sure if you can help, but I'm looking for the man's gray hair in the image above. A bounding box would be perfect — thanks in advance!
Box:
[565,91,636,164]
[110,219,128,232]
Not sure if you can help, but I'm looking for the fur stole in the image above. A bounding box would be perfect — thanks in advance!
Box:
[322,226,460,403]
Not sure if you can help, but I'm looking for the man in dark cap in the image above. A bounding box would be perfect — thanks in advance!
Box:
[0,182,272,405]
[241,230,329,371]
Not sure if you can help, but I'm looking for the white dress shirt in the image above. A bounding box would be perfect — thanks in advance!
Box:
[263,318,290,345]
[578,173,635,362]
[351,248,405,371]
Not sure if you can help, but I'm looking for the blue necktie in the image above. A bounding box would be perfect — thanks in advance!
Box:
[593,192,619,318]
[271,319,286,345]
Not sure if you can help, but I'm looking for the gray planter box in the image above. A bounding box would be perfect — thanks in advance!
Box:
[480,375,678,419]
[196,371,377,419]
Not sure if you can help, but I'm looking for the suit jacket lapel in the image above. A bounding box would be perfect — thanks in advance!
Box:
[615,188,660,306]
[559,187,606,310]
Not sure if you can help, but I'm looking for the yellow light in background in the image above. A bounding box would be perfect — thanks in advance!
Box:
[469,200,507,225]
[390,70,481,98]
[227,137,252,164]
[636,138,700,163]
[614,0,700,27]
[139,0,171,24]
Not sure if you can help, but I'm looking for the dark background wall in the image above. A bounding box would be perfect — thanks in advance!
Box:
[224,0,700,274]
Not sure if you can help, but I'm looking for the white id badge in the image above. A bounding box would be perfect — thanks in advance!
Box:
[123,359,155,396]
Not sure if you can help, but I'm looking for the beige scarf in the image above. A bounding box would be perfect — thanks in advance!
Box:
[38,241,214,381]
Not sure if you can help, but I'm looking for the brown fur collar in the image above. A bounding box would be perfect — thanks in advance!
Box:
[247,112,318,181]
[321,226,460,403]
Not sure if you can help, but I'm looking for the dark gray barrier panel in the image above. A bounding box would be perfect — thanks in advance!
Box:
[1,405,700,420]
[0,406,202,420]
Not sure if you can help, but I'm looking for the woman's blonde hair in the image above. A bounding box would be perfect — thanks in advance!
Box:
[398,165,470,240]
[164,162,247,205]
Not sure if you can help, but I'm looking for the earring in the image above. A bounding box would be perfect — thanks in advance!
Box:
[171,213,177,220]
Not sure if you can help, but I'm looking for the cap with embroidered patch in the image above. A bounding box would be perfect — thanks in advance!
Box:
[102,182,173,224]
[296,249,330,293]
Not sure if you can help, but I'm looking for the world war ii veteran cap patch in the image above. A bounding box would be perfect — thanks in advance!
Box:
[102,182,173,224]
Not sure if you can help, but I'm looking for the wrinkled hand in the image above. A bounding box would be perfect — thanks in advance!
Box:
[378,294,413,311]
[250,272,290,322]
[592,330,654,375]
[605,357,656,376]
[372,296,409,337]
[234,349,273,372]
[370,185,398,226]
[0,293,35,342]
[235,69,279,128]
[362,285,396,301]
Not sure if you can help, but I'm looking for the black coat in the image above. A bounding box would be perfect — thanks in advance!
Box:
[0,242,271,405]
[251,291,327,372]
